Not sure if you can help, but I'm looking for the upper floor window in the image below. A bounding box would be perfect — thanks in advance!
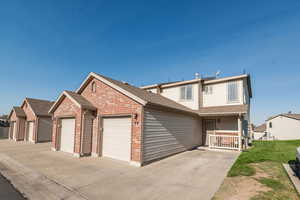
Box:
[204,85,213,95]
[227,81,239,103]
[269,122,272,128]
[91,82,96,93]
[180,85,193,100]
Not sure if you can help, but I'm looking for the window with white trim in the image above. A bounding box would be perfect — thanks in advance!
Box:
[204,85,213,95]
[227,81,239,103]
[180,85,193,100]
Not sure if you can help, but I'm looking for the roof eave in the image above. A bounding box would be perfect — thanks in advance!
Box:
[76,72,147,106]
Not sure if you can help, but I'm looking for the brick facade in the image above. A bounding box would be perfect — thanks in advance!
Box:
[9,110,25,141]
[52,97,82,154]
[21,101,37,142]
[51,77,143,163]
[80,78,143,162]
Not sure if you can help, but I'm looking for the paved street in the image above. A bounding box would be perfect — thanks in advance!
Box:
[0,173,25,200]
[0,140,239,200]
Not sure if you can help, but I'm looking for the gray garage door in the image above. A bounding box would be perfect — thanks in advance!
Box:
[60,118,75,153]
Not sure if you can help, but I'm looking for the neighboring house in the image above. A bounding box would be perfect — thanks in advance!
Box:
[8,98,54,143]
[252,123,266,140]
[265,114,300,140]
[49,72,252,166]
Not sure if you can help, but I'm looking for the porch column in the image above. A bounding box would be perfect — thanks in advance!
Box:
[238,115,243,151]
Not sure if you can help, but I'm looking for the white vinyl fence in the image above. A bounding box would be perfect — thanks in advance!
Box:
[209,134,241,150]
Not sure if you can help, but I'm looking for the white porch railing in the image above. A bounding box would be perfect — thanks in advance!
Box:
[209,134,241,150]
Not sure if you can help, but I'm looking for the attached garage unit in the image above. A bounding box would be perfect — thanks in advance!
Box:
[60,118,76,153]
[102,117,132,162]
[10,97,55,143]
[49,72,202,166]
[8,107,26,141]
[143,108,202,163]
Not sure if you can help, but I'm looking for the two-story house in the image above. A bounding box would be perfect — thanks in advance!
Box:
[49,72,251,166]
[141,74,252,148]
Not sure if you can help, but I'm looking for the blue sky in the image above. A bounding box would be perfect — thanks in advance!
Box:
[1,0,300,125]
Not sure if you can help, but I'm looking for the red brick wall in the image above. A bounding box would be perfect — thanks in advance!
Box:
[9,110,25,141]
[22,101,37,141]
[80,78,143,162]
[22,102,35,121]
[52,97,82,154]
[9,110,18,121]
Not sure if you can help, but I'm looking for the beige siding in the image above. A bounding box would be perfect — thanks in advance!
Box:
[216,116,238,131]
[143,108,201,163]
[37,117,52,142]
[160,83,199,110]
[266,116,300,140]
[203,80,243,107]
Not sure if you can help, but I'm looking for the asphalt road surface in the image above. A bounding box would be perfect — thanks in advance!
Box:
[0,174,25,200]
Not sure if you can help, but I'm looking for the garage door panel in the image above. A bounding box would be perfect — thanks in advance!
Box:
[60,118,75,153]
[102,117,131,162]
[28,122,34,142]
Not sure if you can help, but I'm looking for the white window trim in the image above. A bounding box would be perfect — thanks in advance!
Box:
[204,85,213,95]
[179,85,193,101]
[227,81,240,104]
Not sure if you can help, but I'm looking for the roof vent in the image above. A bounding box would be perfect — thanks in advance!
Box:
[122,81,129,85]
[195,72,201,79]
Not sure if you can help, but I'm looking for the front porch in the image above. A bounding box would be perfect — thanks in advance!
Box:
[202,115,247,151]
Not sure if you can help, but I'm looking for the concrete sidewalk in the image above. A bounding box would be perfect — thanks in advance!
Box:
[0,140,239,200]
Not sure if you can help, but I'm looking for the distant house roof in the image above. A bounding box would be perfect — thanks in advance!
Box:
[254,123,266,132]
[24,98,54,117]
[49,90,96,113]
[76,72,198,116]
[8,106,26,119]
[267,113,300,121]
[197,105,248,116]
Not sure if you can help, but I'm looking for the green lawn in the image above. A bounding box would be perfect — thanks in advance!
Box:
[214,140,300,200]
[228,140,300,177]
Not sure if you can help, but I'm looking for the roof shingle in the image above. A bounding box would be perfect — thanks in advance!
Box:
[197,105,248,116]
[93,73,197,115]
[26,98,54,117]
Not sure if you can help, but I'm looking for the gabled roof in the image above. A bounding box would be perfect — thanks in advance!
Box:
[49,91,96,113]
[22,98,54,117]
[197,105,248,116]
[8,106,26,119]
[254,123,266,132]
[267,113,300,121]
[76,72,197,115]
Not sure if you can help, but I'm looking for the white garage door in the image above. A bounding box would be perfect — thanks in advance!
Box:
[102,117,131,162]
[13,122,17,140]
[60,118,75,153]
[28,122,34,142]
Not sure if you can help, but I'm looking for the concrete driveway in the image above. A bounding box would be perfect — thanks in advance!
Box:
[0,139,239,200]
